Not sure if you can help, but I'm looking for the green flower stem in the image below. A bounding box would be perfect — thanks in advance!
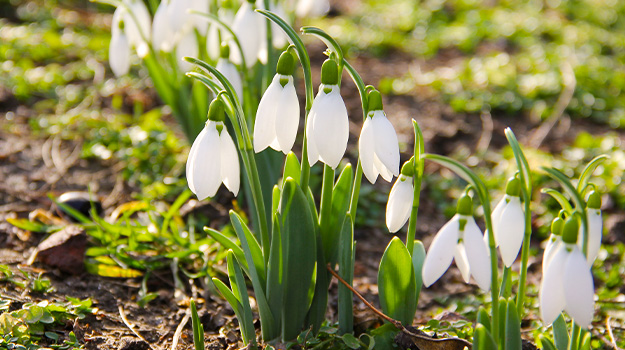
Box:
[504,129,533,316]
[406,120,425,254]
[423,153,499,344]
[262,0,274,91]
[347,161,363,219]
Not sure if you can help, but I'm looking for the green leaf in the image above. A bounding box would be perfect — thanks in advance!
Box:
[498,297,507,344]
[505,299,522,350]
[541,188,574,213]
[553,314,569,350]
[85,260,143,278]
[579,331,590,350]
[212,277,242,318]
[338,215,354,334]
[279,178,317,341]
[204,227,248,273]
[476,307,491,332]
[22,305,44,324]
[539,336,557,350]
[411,240,425,303]
[190,299,204,350]
[227,251,256,346]
[266,213,283,337]
[230,212,266,286]
[377,237,416,325]
[326,164,354,265]
[6,218,49,233]
[360,333,376,350]
[341,333,360,349]
[368,323,399,350]
[577,155,609,192]
[473,324,497,350]
[283,152,301,185]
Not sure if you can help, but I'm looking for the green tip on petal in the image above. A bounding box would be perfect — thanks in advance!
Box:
[400,159,414,177]
[505,177,521,197]
[207,98,226,122]
[456,194,473,216]
[276,51,296,76]
[220,42,230,59]
[367,89,383,111]
[118,19,125,31]
[320,59,339,85]
[562,216,579,244]
[551,216,563,236]
[587,190,601,209]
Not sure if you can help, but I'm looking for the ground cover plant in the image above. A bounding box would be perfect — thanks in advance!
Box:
[1,0,625,349]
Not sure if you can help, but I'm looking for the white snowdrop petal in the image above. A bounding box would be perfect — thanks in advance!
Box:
[359,117,378,184]
[463,218,491,291]
[275,79,300,153]
[371,111,400,177]
[305,111,319,166]
[385,176,413,233]
[186,126,208,193]
[542,236,561,274]
[585,209,602,265]
[124,0,151,49]
[375,154,394,182]
[230,2,261,68]
[109,32,131,77]
[152,2,173,52]
[188,124,222,200]
[254,76,282,153]
[539,244,567,325]
[497,196,525,267]
[190,0,209,33]
[491,197,506,247]
[176,31,198,72]
[312,87,348,168]
[216,59,243,102]
[454,243,470,283]
[220,127,240,196]
[422,216,460,287]
[563,246,595,328]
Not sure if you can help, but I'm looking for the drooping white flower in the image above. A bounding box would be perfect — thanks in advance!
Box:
[109,21,131,77]
[386,174,413,233]
[118,0,151,57]
[306,60,348,169]
[216,55,243,102]
[256,0,289,63]
[491,177,525,267]
[152,1,175,52]
[206,9,234,60]
[254,52,299,154]
[186,99,239,200]
[540,217,594,329]
[358,90,400,184]
[229,0,262,68]
[542,216,564,274]
[578,191,602,266]
[296,0,330,17]
[422,195,491,291]
[175,30,198,72]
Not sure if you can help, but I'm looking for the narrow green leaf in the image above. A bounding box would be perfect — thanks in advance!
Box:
[539,336,557,350]
[230,211,266,286]
[279,178,317,340]
[577,155,609,192]
[6,218,49,233]
[505,299,522,350]
[473,324,497,350]
[190,299,204,350]
[553,314,570,350]
[338,215,354,334]
[227,251,256,346]
[579,331,590,350]
[377,237,416,325]
[212,277,242,317]
[266,213,283,335]
[325,164,353,265]
[498,297,507,344]
[411,240,425,302]
[304,220,327,335]
[541,188,574,213]
[283,152,301,185]
[203,227,248,273]
[477,307,491,332]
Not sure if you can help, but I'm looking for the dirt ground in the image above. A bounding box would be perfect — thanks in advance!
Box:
[2,4,625,350]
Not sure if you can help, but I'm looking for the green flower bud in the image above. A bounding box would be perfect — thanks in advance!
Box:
[562,216,579,244]
[505,177,521,197]
[220,42,230,59]
[276,51,296,76]
[551,216,563,236]
[400,159,415,177]
[587,190,601,209]
[456,194,473,216]
[320,59,339,85]
[207,98,226,123]
[367,89,383,112]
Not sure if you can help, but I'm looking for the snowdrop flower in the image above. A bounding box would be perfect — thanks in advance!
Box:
[256,0,289,63]
[216,44,243,101]
[542,216,564,274]
[579,190,602,266]
[306,59,349,169]
[491,177,525,267]
[187,98,240,200]
[254,51,299,154]
[540,216,595,329]
[422,194,491,291]
[115,0,151,57]
[152,0,175,52]
[359,89,400,184]
[109,19,131,77]
[385,161,415,233]
[175,30,198,72]
[229,0,262,68]
[296,0,330,17]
